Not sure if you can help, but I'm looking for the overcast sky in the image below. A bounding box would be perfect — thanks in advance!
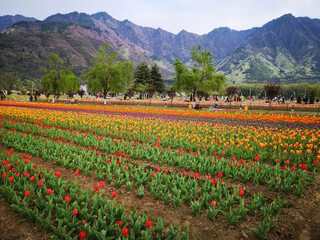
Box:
[1,0,320,34]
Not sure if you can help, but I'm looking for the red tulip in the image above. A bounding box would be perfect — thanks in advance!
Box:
[183,170,187,175]
[54,172,61,177]
[40,174,44,178]
[194,173,199,179]
[73,209,78,215]
[23,153,27,158]
[39,180,43,186]
[107,159,111,164]
[9,176,14,182]
[24,171,29,177]
[146,220,152,228]
[6,165,11,170]
[212,200,216,206]
[6,152,10,156]
[74,170,79,175]
[314,161,319,165]
[47,188,52,194]
[218,172,223,178]
[25,190,30,196]
[99,181,104,187]
[212,178,217,184]
[16,172,20,177]
[1,161,5,165]
[94,185,99,191]
[119,221,123,226]
[79,231,86,239]
[112,192,117,198]
[151,172,155,177]
[6,159,10,163]
[125,166,129,171]
[28,156,32,160]
[24,159,28,164]
[65,196,71,202]
[164,170,168,174]
[238,189,244,196]
[157,167,161,172]
[122,227,129,236]
[30,176,36,181]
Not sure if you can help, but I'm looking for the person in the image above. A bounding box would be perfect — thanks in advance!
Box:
[30,95,33,102]
[214,102,218,109]
[35,95,37,102]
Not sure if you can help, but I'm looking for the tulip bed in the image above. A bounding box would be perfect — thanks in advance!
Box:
[0,102,320,239]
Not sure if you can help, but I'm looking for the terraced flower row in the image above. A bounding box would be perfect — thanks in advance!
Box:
[0,102,319,239]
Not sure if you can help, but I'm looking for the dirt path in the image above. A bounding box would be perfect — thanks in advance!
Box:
[0,197,51,240]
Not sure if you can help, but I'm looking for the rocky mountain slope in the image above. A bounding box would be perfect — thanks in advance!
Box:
[0,12,319,84]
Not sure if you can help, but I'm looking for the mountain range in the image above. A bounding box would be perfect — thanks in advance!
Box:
[0,11,320,85]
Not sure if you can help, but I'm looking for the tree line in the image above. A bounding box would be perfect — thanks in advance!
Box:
[2,40,320,104]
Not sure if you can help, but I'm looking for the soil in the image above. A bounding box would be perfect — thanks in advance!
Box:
[0,197,50,240]
[1,137,320,240]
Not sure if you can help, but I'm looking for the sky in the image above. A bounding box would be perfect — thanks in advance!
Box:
[1,0,320,35]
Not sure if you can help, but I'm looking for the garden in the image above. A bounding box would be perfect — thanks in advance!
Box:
[0,100,319,239]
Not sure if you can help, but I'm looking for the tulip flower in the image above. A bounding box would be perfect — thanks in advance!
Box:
[79,232,86,239]
[238,189,244,196]
[25,190,30,196]
[122,227,129,236]
[146,220,152,228]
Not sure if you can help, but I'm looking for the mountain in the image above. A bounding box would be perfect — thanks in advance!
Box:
[217,14,320,84]
[0,14,37,32]
[0,11,320,85]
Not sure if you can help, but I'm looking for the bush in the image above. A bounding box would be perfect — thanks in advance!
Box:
[309,95,315,104]
[297,96,301,104]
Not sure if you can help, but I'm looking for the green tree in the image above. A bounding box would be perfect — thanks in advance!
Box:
[173,45,225,102]
[134,61,151,98]
[150,64,165,93]
[0,72,19,94]
[41,52,79,101]
[84,42,134,104]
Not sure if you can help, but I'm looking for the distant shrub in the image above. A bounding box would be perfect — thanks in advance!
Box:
[297,96,301,104]
[309,95,315,104]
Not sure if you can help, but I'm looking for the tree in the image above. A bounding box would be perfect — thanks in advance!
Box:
[167,88,176,106]
[83,41,134,104]
[150,64,165,93]
[41,52,79,101]
[146,87,156,99]
[77,89,85,98]
[173,45,225,102]
[134,61,151,99]
[226,87,238,97]
[264,84,281,100]
[0,72,19,93]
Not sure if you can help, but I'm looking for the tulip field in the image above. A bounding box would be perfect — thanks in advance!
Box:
[0,101,320,239]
